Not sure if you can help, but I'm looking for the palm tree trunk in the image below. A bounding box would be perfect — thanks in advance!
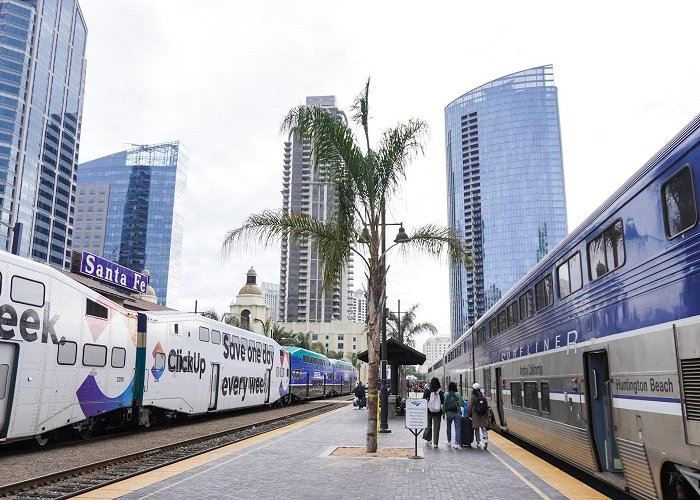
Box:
[365,250,384,453]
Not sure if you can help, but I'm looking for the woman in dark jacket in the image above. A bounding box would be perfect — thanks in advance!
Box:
[467,382,490,449]
[422,377,444,448]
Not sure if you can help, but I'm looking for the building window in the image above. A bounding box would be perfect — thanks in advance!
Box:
[338,343,344,349]
[337,334,344,340]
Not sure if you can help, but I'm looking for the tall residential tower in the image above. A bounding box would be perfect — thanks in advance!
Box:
[0,0,87,267]
[445,65,568,341]
[278,96,353,323]
[73,142,188,306]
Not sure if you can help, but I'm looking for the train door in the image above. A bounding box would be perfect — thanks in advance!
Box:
[585,350,622,473]
[495,367,506,426]
[0,343,14,433]
[208,363,220,410]
[264,368,272,404]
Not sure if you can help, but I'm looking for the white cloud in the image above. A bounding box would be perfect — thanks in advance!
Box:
[78,0,700,350]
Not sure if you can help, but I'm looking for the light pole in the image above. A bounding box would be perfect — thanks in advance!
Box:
[379,216,410,434]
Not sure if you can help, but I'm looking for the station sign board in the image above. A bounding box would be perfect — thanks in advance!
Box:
[405,398,427,429]
[79,251,149,294]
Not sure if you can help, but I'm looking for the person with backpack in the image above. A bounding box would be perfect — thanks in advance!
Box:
[354,381,367,409]
[422,377,444,448]
[467,382,490,449]
[443,381,465,449]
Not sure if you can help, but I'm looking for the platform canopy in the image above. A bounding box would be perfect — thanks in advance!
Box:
[357,338,427,366]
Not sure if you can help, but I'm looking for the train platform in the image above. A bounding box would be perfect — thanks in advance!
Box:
[75,401,607,500]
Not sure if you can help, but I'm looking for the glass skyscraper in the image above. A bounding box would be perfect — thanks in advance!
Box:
[0,0,87,268]
[278,96,353,323]
[74,142,188,306]
[445,65,568,342]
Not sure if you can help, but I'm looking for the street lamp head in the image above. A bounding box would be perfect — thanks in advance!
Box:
[393,224,410,244]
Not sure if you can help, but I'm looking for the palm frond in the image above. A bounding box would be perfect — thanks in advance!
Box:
[350,77,371,149]
[396,224,472,269]
[376,119,429,196]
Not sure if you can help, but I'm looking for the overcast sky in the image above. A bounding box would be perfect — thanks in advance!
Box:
[77,1,699,351]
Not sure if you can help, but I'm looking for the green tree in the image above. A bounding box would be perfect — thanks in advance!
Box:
[201,308,219,321]
[386,303,437,348]
[294,331,312,350]
[405,365,418,377]
[222,79,471,452]
[271,324,295,344]
[310,341,326,355]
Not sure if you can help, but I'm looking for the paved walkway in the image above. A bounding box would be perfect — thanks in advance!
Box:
[77,402,607,499]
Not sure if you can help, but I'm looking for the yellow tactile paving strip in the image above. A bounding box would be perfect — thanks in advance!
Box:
[488,432,608,499]
[73,406,350,500]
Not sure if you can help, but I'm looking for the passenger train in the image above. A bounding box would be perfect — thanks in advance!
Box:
[430,114,700,499]
[0,251,355,445]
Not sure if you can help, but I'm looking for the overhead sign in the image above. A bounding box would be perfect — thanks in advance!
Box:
[79,251,149,294]
[405,398,428,429]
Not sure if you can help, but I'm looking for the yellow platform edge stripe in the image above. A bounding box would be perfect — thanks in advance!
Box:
[488,432,608,499]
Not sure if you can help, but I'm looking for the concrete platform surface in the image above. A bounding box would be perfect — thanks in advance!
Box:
[76,404,607,499]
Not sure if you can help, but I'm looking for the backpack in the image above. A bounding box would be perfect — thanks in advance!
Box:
[445,392,459,412]
[428,391,441,412]
[475,392,488,415]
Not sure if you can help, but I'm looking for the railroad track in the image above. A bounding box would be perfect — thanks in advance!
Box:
[1,401,347,499]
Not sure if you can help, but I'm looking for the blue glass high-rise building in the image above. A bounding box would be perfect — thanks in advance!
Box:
[74,142,188,306]
[445,65,568,342]
[0,0,87,268]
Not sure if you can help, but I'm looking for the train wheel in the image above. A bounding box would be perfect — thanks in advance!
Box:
[34,432,51,446]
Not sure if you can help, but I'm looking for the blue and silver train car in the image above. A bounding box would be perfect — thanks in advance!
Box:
[329,359,357,396]
[435,114,700,499]
[287,347,334,400]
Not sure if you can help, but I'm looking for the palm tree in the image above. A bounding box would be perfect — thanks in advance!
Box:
[294,331,312,350]
[270,324,295,344]
[254,317,273,336]
[222,79,471,452]
[386,303,437,348]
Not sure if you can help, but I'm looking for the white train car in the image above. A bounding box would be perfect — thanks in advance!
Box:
[0,251,137,443]
[136,311,290,421]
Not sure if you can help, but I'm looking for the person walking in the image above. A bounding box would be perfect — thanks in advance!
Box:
[353,380,366,409]
[422,377,444,448]
[443,381,465,449]
[468,382,490,449]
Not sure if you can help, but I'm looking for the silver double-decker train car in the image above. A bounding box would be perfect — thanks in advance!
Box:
[431,114,700,499]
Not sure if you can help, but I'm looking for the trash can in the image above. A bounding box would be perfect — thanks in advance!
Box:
[388,394,397,419]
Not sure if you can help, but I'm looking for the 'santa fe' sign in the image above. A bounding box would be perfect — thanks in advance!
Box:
[79,251,149,293]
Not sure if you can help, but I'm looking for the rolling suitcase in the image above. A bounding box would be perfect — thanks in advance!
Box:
[460,416,474,447]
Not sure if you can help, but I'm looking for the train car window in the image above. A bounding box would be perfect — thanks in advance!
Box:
[663,166,697,238]
[557,252,582,299]
[86,298,108,319]
[488,318,497,338]
[0,364,7,399]
[535,274,553,311]
[497,310,507,333]
[588,219,625,280]
[523,382,538,410]
[510,382,522,406]
[83,343,107,367]
[506,301,518,328]
[155,352,165,371]
[10,275,45,307]
[57,340,77,365]
[519,290,533,320]
[111,347,126,368]
[541,382,551,413]
[211,330,221,344]
[199,327,210,342]
[476,327,484,345]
